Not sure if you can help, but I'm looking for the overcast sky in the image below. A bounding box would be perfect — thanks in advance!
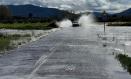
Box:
[0,0,131,13]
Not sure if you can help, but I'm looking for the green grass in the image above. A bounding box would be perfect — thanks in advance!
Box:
[0,22,53,30]
[0,34,31,40]
[0,34,31,53]
[8,34,31,40]
[0,37,11,51]
[116,54,131,74]
[108,22,131,26]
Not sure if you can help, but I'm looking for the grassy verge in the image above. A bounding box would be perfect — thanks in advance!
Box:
[0,34,31,40]
[0,22,54,30]
[0,37,11,51]
[116,54,131,74]
[108,22,131,26]
[0,34,31,53]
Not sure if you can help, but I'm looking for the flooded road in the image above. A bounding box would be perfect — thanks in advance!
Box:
[0,26,131,79]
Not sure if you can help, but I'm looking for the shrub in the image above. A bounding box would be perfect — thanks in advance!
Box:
[0,37,10,51]
[116,54,131,74]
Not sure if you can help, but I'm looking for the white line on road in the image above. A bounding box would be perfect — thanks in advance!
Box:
[27,43,62,79]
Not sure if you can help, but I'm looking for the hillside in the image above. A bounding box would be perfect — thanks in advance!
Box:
[93,8,131,22]
[8,4,63,18]
[117,8,131,16]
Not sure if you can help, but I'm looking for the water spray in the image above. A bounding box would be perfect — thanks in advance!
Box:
[78,14,95,27]
[56,19,72,28]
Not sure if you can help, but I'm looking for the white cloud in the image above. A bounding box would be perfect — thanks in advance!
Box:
[0,0,131,13]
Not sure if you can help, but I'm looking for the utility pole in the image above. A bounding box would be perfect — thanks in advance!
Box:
[102,10,107,34]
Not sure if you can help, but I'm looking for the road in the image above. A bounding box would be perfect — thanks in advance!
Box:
[0,26,131,79]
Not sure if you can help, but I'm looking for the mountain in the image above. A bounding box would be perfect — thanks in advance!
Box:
[93,8,131,22]
[93,12,103,17]
[93,8,131,17]
[8,4,64,18]
[117,8,131,16]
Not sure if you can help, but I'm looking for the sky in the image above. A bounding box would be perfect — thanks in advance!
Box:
[0,0,131,13]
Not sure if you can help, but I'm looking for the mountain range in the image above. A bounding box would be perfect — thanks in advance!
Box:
[93,8,131,18]
[7,4,131,18]
[8,4,64,18]
[116,8,131,16]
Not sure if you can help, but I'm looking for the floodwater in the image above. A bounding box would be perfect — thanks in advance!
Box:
[0,29,57,49]
[0,25,131,79]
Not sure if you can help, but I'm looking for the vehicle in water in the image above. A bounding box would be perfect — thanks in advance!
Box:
[72,21,80,27]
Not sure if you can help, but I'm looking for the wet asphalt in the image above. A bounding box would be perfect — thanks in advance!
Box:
[0,26,131,79]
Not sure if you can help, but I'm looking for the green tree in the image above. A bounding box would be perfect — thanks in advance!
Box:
[28,13,33,18]
[0,5,11,18]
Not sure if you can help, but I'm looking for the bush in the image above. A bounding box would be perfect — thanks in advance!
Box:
[116,54,131,74]
[0,37,10,51]
[0,22,56,30]
[0,5,11,18]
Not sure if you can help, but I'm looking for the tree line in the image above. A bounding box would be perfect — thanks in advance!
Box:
[0,5,80,23]
[95,14,131,22]
[0,5,11,18]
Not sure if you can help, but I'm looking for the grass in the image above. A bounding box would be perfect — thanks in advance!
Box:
[108,22,131,26]
[0,33,31,53]
[0,22,57,53]
[0,33,31,40]
[0,37,11,51]
[0,22,54,30]
[8,34,31,40]
[116,54,131,74]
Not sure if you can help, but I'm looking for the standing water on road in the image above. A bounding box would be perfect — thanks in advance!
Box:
[0,14,131,79]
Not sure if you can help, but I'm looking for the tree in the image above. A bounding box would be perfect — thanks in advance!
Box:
[28,13,33,18]
[0,5,11,18]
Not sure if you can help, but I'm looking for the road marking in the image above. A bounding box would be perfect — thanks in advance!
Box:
[27,43,62,79]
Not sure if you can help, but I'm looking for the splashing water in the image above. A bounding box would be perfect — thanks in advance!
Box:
[56,19,72,28]
[78,14,95,27]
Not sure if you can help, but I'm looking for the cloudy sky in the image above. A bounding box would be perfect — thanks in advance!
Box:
[0,0,131,13]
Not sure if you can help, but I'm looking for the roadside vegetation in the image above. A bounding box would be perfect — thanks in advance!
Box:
[0,22,57,30]
[0,5,60,54]
[0,37,10,51]
[108,22,131,26]
[116,54,131,74]
[0,5,58,30]
[0,33,31,53]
